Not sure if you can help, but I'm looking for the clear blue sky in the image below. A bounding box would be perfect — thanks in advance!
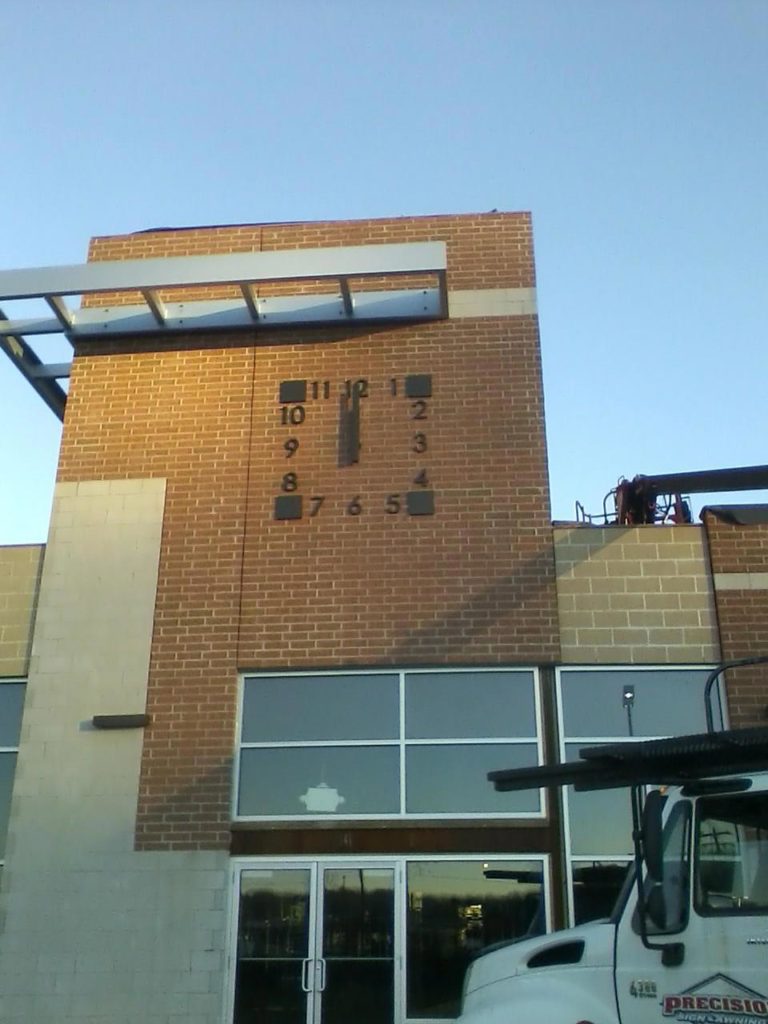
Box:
[2,0,766,543]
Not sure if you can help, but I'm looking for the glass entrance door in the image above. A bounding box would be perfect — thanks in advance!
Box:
[318,867,395,1024]
[233,863,396,1024]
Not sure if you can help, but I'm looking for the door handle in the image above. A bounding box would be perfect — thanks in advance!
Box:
[317,958,327,992]
[301,959,313,992]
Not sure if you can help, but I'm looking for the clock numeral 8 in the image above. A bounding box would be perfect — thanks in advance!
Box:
[282,473,299,493]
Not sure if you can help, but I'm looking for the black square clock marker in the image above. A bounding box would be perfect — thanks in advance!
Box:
[407,490,435,516]
[405,374,432,399]
[274,495,303,520]
[279,379,307,404]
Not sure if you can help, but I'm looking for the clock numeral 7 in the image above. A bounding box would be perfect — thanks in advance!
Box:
[309,496,324,517]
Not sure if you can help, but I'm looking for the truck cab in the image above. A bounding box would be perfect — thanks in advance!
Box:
[460,738,768,1024]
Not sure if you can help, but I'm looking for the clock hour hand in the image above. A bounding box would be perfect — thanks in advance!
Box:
[337,384,361,467]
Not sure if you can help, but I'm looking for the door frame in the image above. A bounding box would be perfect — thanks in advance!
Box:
[226,854,551,1024]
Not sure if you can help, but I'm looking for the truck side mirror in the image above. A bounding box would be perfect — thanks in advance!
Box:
[643,790,667,883]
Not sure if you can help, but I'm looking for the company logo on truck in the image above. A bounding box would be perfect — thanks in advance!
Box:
[663,975,768,1023]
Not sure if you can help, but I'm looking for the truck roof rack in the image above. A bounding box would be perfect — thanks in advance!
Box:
[489,726,768,793]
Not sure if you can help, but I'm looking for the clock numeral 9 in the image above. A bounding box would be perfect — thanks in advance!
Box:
[281,405,306,426]
[412,433,427,454]
[284,438,299,458]
[281,473,299,493]
[346,496,363,516]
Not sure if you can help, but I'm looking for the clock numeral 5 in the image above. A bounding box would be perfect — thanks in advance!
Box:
[385,494,401,515]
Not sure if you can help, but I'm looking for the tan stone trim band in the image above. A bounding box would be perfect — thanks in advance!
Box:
[448,287,537,318]
[713,572,768,591]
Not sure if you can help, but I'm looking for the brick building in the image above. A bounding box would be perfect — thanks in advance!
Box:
[0,212,765,1023]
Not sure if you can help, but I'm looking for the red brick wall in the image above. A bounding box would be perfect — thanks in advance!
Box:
[57,213,560,849]
[703,512,768,727]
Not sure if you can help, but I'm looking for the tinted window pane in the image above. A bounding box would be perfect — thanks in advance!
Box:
[572,861,631,924]
[239,746,399,815]
[0,753,17,859]
[566,744,633,856]
[406,744,540,814]
[242,675,399,742]
[407,860,544,1018]
[0,683,24,747]
[560,669,715,738]
[405,671,536,739]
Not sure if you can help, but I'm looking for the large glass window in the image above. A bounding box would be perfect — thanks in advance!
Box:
[558,666,718,925]
[406,859,544,1019]
[237,669,542,819]
[0,680,24,864]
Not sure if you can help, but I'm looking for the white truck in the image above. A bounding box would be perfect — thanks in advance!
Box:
[459,715,768,1024]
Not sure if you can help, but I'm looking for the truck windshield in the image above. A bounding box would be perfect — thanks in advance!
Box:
[695,792,768,915]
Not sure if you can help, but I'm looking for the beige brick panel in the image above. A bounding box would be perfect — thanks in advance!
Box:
[0,546,44,677]
[554,525,720,664]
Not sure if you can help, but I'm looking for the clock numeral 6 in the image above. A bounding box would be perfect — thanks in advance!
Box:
[385,494,401,514]
[281,473,299,493]
[346,496,363,516]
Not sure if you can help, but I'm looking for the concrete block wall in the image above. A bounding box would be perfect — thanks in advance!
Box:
[0,481,229,1023]
[0,545,43,677]
[554,524,719,664]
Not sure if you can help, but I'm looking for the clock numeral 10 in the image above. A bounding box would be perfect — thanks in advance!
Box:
[280,405,306,426]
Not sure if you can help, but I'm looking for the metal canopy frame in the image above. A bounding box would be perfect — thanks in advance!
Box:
[0,241,448,421]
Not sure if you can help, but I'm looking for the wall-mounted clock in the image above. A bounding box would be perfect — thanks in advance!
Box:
[272,373,436,521]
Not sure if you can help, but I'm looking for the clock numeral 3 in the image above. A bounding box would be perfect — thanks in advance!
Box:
[412,433,427,454]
